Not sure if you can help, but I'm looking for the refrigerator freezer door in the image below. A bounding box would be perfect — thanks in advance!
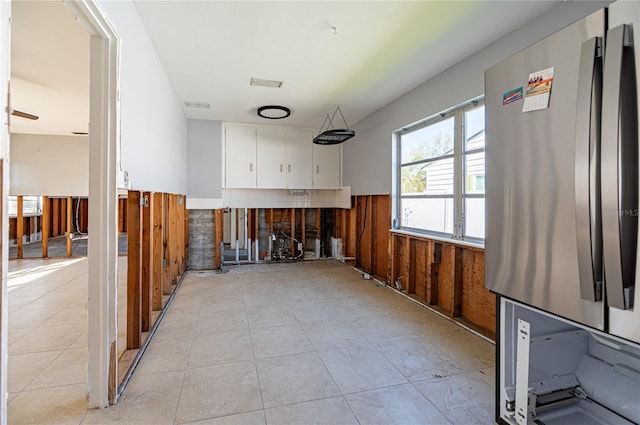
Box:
[485,9,606,330]
[607,0,640,345]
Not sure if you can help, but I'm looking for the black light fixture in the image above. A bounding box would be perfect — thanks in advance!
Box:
[313,105,355,145]
[257,105,291,119]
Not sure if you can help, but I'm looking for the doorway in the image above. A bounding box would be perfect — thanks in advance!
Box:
[0,0,120,422]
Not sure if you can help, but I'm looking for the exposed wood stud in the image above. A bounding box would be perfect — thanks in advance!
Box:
[301,208,306,249]
[16,196,23,259]
[254,209,259,260]
[214,209,224,269]
[453,247,464,317]
[42,196,49,258]
[408,238,416,294]
[151,193,163,311]
[431,242,442,306]
[66,196,73,256]
[290,208,296,254]
[126,191,142,350]
[162,193,171,295]
[141,192,152,332]
[52,198,59,237]
[269,209,274,235]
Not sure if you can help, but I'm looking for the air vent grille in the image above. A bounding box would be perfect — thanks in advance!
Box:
[184,101,211,109]
[250,78,284,88]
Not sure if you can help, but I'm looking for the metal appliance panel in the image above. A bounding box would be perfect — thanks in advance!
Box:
[608,0,640,344]
[485,10,606,330]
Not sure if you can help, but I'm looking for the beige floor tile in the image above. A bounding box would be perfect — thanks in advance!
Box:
[177,410,266,425]
[374,336,466,382]
[350,314,424,344]
[27,347,88,390]
[264,396,358,425]
[83,370,184,425]
[414,372,495,424]
[8,383,87,425]
[437,330,495,373]
[69,331,88,349]
[301,320,368,350]
[9,325,84,355]
[8,328,30,347]
[196,309,248,334]
[345,384,451,425]
[474,366,496,388]
[246,305,296,329]
[188,329,253,368]
[175,361,263,424]
[318,342,407,394]
[134,333,193,376]
[9,307,64,330]
[256,352,340,408]
[250,324,313,359]
[8,351,61,393]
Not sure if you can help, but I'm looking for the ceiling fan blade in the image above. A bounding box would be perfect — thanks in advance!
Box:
[11,109,39,120]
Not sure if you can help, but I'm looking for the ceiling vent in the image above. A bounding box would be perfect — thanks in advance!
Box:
[250,78,284,88]
[184,101,211,109]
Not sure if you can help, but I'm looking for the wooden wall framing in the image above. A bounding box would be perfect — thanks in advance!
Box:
[342,194,495,338]
[125,191,187,352]
[9,196,89,258]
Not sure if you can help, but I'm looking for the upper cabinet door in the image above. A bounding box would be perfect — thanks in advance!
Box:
[285,129,313,189]
[257,126,286,189]
[313,144,341,189]
[225,124,257,188]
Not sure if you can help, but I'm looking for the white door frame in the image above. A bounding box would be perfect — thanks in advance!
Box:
[0,0,121,417]
[0,1,11,423]
[67,0,120,408]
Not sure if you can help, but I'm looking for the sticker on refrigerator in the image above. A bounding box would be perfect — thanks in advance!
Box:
[502,87,523,105]
[522,67,554,112]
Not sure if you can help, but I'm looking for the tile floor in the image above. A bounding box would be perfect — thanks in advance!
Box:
[8,258,496,424]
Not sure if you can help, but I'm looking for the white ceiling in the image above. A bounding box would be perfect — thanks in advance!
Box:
[9,0,562,135]
[10,0,89,136]
[133,0,561,128]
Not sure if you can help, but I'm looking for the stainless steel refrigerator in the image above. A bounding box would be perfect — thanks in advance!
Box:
[486,3,640,424]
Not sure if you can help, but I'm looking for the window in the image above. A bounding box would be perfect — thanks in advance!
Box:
[8,196,42,217]
[395,99,485,241]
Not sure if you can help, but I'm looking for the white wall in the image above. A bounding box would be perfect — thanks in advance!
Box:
[9,134,88,196]
[187,119,222,200]
[343,0,611,196]
[97,0,187,194]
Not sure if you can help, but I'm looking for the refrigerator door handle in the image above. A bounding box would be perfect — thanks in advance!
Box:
[575,36,603,302]
[601,23,638,310]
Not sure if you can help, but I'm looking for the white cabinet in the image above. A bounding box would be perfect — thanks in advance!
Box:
[223,123,340,190]
[284,129,313,189]
[224,124,256,188]
[257,126,286,188]
[313,143,341,189]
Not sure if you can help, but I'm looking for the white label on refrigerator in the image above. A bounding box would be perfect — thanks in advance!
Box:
[522,67,554,112]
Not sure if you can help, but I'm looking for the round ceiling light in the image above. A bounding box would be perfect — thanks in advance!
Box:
[257,105,291,119]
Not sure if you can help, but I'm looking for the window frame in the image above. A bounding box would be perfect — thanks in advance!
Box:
[393,97,485,244]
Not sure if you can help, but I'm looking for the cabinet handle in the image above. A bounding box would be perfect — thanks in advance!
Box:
[280,164,283,172]
[316,165,320,174]
[249,163,253,172]
[288,164,291,173]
